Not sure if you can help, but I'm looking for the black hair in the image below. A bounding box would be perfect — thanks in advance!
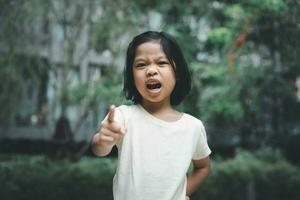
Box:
[123,31,191,106]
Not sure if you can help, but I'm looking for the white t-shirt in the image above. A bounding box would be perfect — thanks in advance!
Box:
[111,104,211,200]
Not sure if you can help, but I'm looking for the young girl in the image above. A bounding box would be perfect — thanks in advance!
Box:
[92,31,211,200]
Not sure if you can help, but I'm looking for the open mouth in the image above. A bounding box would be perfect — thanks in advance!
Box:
[146,82,162,90]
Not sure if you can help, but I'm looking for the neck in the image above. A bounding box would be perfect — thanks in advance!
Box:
[141,100,173,115]
[140,99,183,123]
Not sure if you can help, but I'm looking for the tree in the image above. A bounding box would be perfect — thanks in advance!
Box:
[1,0,299,159]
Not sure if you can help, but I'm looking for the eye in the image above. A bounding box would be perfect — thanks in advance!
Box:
[158,61,169,66]
[135,63,146,68]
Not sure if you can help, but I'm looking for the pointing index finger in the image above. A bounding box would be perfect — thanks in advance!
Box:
[108,105,116,123]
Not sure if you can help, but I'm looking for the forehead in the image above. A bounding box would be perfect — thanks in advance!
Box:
[134,42,167,60]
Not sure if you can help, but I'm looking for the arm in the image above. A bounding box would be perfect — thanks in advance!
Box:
[186,156,211,196]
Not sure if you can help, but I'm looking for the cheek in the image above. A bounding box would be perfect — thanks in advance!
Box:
[170,79,176,92]
[133,71,144,90]
[169,70,177,88]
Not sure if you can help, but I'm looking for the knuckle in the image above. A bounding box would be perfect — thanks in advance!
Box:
[99,135,105,141]
[100,135,113,143]
[101,128,110,136]
[114,134,121,140]
[101,120,109,127]
[111,122,121,131]
[108,125,117,132]
[99,127,106,133]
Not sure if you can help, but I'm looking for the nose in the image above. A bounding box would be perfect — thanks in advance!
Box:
[146,65,158,77]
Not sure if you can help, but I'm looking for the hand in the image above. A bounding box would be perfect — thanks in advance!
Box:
[185,196,190,200]
[97,105,125,146]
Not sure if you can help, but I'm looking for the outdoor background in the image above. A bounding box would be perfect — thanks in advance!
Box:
[0,0,300,200]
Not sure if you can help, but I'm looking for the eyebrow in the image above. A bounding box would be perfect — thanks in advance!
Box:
[134,56,168,62]
[133,58,146,63]
[155,56,170,61]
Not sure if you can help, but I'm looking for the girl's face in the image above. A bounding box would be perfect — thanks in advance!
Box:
[133,41,176,106]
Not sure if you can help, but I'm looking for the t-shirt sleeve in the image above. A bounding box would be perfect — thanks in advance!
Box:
[192,121,211,160]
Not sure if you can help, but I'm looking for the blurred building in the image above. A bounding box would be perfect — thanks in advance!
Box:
[0,1,113,142]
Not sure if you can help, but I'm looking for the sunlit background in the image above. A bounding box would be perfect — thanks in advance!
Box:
[0,0,300,200]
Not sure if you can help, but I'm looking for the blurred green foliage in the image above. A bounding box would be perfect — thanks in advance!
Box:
[0,155,117,200]
[67,72,125,107]
[206,27,232,50]
[195,148,300,200]
[1,149,299,200]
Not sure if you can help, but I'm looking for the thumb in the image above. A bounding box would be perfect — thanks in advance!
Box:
[107,105,116,123]
[120,124,126,135]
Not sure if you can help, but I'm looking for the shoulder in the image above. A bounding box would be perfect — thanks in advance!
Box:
[116,104,139,118]
[117,104,138,113]
[182,113,207,138]
[182,114,209,147]
[183,113,205,129]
